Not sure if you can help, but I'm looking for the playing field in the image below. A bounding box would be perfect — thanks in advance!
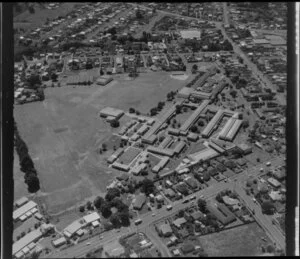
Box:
[198,222,273,257]
[14,71,188,214]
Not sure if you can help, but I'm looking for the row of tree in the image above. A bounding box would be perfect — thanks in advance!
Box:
[14,120,40,193]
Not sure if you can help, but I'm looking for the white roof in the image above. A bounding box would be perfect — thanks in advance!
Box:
[28,242,36,250]
[83,212,100,224]
[180,30,201,39]
[92,220,100,227]
[15,251,24,259]
[34,213,43,220]
[13,200,37,220]
[30,208,38,214]
[15,197,29,207]
[19,214,27,221]
[64,220,82,235]
[53,237,66,246]
[13,229,43,255]
[22,247,30,254]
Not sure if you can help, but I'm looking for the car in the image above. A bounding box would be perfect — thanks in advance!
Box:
[182,199,189,204]
[199,195,204,199]
[190,195,196,200]
[252,198,257,203]
[152,213,156,217]
[99,236,103,240]
[86,242,91,246]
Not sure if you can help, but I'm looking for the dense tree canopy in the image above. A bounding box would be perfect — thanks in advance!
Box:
[140,178,155,195]
[105,187,121,202]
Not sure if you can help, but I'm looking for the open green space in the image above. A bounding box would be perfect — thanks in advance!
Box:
[198,222,273,257]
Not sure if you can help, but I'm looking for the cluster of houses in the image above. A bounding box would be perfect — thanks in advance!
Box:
[229,3,287,30]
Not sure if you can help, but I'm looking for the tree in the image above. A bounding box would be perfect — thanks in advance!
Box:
[100,201,112,218]
[119,211,130,226]
[27,74,41,88]
[102,143,107,151]
[190,124,198,133]
[100,69,104,76]
[203,172,210,181]
[266,244,275,253]
[242,120,249,129]
[25,173,40,193]
[192,64,198,73]
[79,205,85,212]
[136,9,143,19]
[229,89,237,98]
[28,5,35,14]
[129,107,135,113]
[51,73,58,82]
[28,251,40,259]
[198,120,204,127]
[110,213,121,228]
[175,105,182,114]
[215,193,223,203]
[86,201,93,210]
[197,198,207,212]
[105,187,121,202]
[36,88,45,101]
[261,201,275,215]
[140,178,155,195]
[150,107,158,116]
[94,196,105,210]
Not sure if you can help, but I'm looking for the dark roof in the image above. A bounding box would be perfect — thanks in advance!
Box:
[181,243,195,254]
[207,202,236,225]
[133,194,146,209]
[190,211,204,221]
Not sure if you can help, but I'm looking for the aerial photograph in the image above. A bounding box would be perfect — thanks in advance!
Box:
[12,2,288,258]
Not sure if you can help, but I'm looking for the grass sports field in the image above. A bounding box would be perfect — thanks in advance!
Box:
[198,222,273,256]
[14,71,189,214]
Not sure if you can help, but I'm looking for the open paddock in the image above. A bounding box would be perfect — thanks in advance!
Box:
[198,222,273,257]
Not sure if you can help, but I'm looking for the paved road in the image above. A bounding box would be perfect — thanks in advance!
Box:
[132,2,286,107]
[133,12,165,38]
[234,184,285,250]
[217,25,286,106]
[223,2,229,25]
[47,156,285,258]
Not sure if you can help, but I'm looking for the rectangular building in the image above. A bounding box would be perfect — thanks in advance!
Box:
[99,107,124,120]
[179,100,209,134]
[13,201,38,221]
[152,156,170,173]
[13,229,43,256]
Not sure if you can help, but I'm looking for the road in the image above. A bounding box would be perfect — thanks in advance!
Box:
[132,2,286,106]
[47,156,285,258]
[223,2,229,25]
[133,12,165,38]
[216,25,286,106]
[234,184,285,250]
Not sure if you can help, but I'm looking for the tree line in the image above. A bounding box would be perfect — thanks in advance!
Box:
[14,119,40,193]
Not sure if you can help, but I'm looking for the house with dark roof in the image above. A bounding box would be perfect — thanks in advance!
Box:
[181,242,195,255]
[158,222,173,237]
[207,202,236,225]
[184,177,198,189]
[190,211,205,221]
[133,194,146,210]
